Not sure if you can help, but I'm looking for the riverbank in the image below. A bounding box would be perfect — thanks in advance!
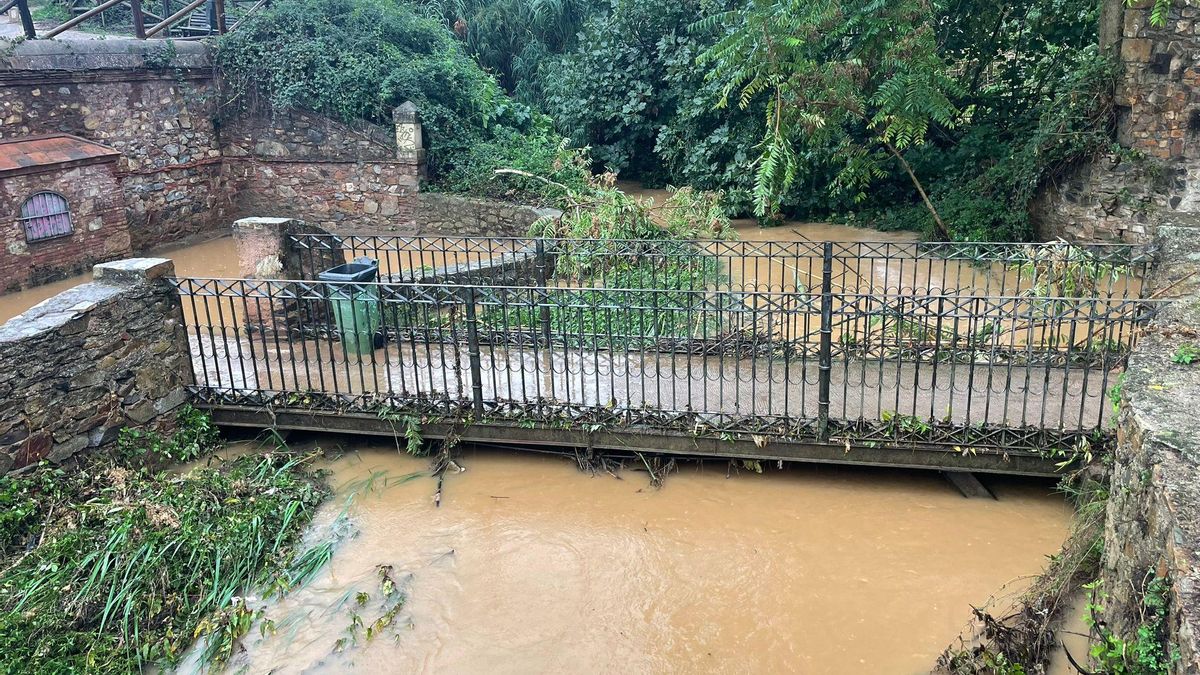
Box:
[0,413,329,672]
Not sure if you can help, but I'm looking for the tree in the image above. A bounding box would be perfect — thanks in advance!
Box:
[698,0,962,237]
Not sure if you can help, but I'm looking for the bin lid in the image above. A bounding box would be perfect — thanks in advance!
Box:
[319,257,379,283]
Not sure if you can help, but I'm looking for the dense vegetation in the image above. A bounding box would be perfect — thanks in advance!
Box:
[217,0,1143,239]
[215,0,590,205]
[443,0,1124,240]
[0,410,330,672]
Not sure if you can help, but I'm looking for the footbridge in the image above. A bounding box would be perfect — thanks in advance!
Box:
[174,234,1161,477]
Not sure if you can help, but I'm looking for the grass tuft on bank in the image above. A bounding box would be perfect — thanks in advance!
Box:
[0,408,330,673]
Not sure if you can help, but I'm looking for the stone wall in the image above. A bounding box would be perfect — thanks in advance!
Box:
[1035,0,1200,243]
[219,108,423,232]
[412,193,560,237]
[0,258,193,473]
[0,41,228,250]
[0,160,130,291]
[1102,223,1200,670]
[1031,152,1173,243]
[223,159,419,232]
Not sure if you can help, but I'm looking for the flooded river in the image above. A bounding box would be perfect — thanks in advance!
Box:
[0,236,240,323]
[204,442,1071,675]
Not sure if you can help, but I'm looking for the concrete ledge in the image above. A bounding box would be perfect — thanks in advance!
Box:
[0,282,122,343]
[93,257,174,285]
[0,37,210,71]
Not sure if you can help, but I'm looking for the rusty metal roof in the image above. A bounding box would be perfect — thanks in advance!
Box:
[0,134,120,177]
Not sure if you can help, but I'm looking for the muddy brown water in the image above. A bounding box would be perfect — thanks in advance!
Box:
[0,218,1082,671]
[0,236,241,324]
[193,442,1070,675]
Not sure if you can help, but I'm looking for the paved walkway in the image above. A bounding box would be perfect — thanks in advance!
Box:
[186,331,1114,436]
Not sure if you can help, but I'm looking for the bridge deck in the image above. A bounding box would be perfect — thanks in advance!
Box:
[174,237,1155,477]
[202,406,1063,477]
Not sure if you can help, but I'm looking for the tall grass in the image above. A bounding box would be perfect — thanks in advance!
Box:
[0,433,330,672]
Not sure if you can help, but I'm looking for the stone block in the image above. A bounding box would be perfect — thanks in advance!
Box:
[93,258,175,285]
[1122,38,1154,62]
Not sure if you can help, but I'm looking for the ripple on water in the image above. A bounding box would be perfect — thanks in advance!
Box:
[206,441,1070,675]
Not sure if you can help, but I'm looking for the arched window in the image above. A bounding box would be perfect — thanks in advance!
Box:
[19,192,73,243]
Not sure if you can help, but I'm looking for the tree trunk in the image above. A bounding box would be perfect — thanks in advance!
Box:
[883,139,951,241]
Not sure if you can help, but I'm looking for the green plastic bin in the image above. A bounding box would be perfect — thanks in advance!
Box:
[319,257,382,355]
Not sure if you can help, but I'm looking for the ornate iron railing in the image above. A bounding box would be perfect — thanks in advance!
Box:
[173,239,1161,455]
[285,233,1154,298]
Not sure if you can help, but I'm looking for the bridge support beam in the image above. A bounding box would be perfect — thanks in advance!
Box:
[941,471,995,499]
[198,405,1063,477]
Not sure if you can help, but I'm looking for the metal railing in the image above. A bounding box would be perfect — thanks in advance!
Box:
[9,0,266,40]
[174,239,1161,455]
[286,234,1154,298]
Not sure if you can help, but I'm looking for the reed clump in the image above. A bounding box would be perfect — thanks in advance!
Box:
[0,409,330,673]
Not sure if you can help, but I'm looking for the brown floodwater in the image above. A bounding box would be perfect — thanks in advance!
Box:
[620,182,1141,301]
[0,236,240,323]
[199,441,1071,675]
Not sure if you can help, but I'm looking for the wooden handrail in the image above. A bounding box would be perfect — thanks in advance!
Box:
[143,0,207,38]
[42,0,127,39]
[24,0,255,41]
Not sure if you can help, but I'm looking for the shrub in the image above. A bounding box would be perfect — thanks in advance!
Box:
[215,0,578,202]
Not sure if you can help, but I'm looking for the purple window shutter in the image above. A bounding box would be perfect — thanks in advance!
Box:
[20,192,73,243]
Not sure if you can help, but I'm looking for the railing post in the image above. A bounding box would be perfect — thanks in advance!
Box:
[535,238,553,348]
[462,286,486,417]
[212,0,226,33]
[15,0,36,39]
[818,242,834,441]
[130,0,146,38]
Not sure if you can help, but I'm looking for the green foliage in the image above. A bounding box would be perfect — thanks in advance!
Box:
[215,0,576,201]
[142,40,178,70]
[116,404,221,464]
[882,41,1118,240]
[1132,0,1173,28]
[1084,576,1178,674]
[436,125,591,204]
[31,2,71,23]
[0,437,329,672]
[494,178,735,345]
[699,0,962,220]
[1110,372,1128,416]
[1171,343,1199,365]
[419,0,598,93]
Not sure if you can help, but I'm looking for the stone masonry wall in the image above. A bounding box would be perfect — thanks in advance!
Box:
[0,161,131,291]
[1032,152,1173,243]
[1102,223,1200,671]
[219,108,422,232]
[1035,0,1200,243]
[222,159,419,232]
[0,258,193,473]
[0,41,228,250]
[412,193,560,237]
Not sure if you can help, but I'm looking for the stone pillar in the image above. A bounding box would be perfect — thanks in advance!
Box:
[0,258,193,472]
[393,101,427,179]
[231,216,345,335]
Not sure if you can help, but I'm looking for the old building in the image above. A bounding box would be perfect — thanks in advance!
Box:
[0,133,130,291]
